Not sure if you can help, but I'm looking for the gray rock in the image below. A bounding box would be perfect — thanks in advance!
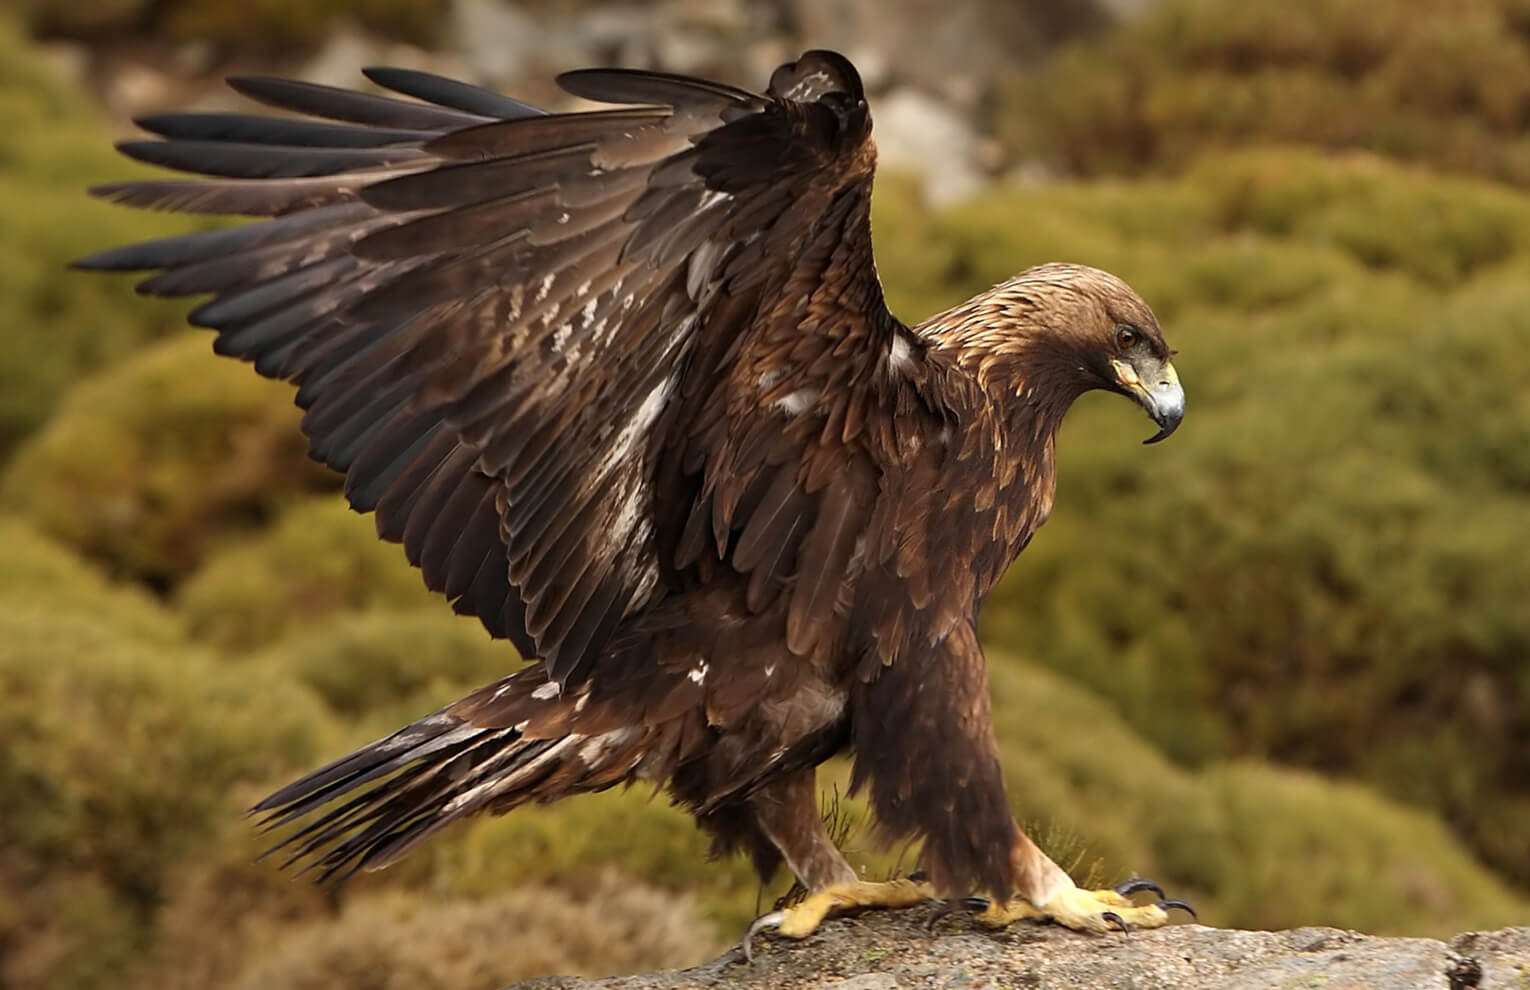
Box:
[1451,927,1530,989]
[502,905,1530,990]
[873,87,991,206]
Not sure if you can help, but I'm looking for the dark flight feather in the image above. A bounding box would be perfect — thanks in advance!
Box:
[136,111,434,149]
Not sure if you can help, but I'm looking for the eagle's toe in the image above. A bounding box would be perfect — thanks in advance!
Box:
[737,878,934,962]
[976,880,1194,934]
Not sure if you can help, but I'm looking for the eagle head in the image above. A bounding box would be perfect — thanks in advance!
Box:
[1045,263,1184,445]
[932,263,1184,445]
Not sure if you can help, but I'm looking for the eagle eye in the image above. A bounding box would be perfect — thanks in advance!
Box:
[1115,325,1139,350]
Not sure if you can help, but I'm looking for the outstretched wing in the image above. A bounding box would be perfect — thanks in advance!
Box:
[78,51,913,684]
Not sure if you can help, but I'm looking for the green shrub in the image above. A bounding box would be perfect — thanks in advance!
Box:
[0,515,184,644]
[984,657,1528,936]
[256,609,519,723]
[118,830,340,990]
[1202,762,1527,934]
[1000,0,1530,188]
[178,498,439,653]
[0,20,203,457]
[0,333,334,587]
[220,877,708,990]
[379,782,770,936]
[0,599,329,990]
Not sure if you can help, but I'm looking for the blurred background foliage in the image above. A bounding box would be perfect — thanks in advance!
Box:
[2,0,1529,988]
[9,0,447,52]
[1000,0,1530,188]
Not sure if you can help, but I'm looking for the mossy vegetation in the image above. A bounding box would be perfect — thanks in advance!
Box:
[178,498,437,653]
[0,516,185,645]
[258,609,517,725]
[216,879,707,990]
[999,0,1530,188]
[0,21,205,458]
[3,7,1530,989]
[984,659,1528,937]
[0,600,330,990]
[0,333,335,587]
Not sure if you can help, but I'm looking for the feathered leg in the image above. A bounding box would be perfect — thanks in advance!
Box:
[849,622,1192,937]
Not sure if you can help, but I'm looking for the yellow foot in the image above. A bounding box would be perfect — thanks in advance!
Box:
[741,878,933,961]
[978,878,1195,934]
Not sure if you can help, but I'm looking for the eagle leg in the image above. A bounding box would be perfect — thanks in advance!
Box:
[738,770,936,961]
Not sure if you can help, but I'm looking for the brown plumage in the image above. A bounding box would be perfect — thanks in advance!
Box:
[78,52,1187,932]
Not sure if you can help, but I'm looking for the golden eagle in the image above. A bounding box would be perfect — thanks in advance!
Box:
[79,51,1190,950]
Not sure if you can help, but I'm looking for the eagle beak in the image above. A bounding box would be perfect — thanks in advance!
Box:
[1111,358,1184,444]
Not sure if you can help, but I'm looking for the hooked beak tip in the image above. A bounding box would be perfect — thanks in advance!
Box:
[1113,359,1184,444]
[1142,379,1184,444]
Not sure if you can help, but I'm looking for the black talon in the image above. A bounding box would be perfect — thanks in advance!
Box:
[1101,910,1129,935]
[1114,878,1164,900]
[924,899,957,931]
[1158,898,1197,920]
[925,896,988,931]
[907,869,928,883]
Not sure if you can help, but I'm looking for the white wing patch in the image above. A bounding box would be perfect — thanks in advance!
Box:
[579,727,634,763]
[887,332,913,373]
[774,387,819,416]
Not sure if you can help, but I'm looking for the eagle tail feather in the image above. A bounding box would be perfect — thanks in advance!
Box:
[253,693,644,882]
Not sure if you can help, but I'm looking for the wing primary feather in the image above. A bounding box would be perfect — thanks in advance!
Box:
[362,66,548,120]
[442,499,501,599]
[400,445,476,562]
[73,203,373,271]
[115,139,427,180]
[87,167,425,216]
[344,413,446,512]
[361,144,599,212]
[291,315,427,408]
[303,368,419,467]
[544,570,627,684]
[373,431,465,543]
[188,255,353,328]
[133,111,434,147]
[311,378,417,471]
[228,75,495,130]
[137,220,385,297]
[418,466,496,591]
[353,187,556,260]
[556,67,763,111]
[423,107,670,159]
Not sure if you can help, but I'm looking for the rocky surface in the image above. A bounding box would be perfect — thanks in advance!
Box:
[505,905,1529,990]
